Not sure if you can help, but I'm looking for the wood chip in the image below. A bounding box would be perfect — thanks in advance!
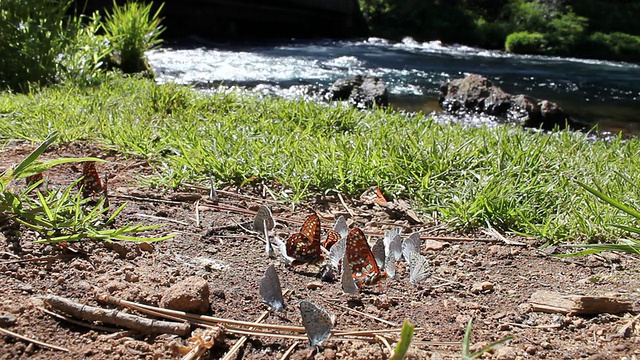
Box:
[529,290,633,315]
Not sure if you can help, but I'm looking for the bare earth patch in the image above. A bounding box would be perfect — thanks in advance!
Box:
[1,142,639,359]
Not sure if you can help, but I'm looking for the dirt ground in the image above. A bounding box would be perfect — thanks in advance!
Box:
[1,141,639,360]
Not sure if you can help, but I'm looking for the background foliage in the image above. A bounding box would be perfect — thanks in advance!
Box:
[358,0,640,62]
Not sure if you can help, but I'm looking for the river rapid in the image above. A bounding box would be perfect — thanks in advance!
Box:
[147,37,640,135]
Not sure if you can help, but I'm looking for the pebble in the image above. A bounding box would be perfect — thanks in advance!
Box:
[423,240,445,251]
[494,346,517,360]
[160,276,210,314]
[471,281,494,294]
[323,348,336,360]
[525,345,537,355]
[615,344,627,351]
[306,281,323,290]
[587,355,605,360]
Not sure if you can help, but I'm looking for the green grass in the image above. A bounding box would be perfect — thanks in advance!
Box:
[1,77,640,243]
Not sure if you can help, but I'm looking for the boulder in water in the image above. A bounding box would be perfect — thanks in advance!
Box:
[329,75,389,109]
[439,74,581,130]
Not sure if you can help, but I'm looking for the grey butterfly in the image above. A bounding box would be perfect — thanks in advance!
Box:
[409,252,431,284]
[259,265,284,311]
[332,215,349,239]
[299,300,334,347]
[341,254,358,294]
[402,232,421,265]
[254,206,275,257]
[328,236,347,271]
[372,227,403,278]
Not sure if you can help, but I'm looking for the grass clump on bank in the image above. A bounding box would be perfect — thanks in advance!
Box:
[1,77,640,244]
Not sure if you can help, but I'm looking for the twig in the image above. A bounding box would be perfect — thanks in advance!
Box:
[280,341,299,360]
[43,295,190,336]
[40,308,120,333]
[619,313,640,338]
[322,300,399,327]
[0,325,69,352]
[337,193,356,217]
[501,322,562,329]
[195,200,200,228]
[111,193,184,205]
[135,213,189,226]
[0,254,77,265]
[222,311,270,360]
[376,334,393,354]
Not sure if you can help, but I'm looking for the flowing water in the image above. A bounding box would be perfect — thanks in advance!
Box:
[147,37,640,134]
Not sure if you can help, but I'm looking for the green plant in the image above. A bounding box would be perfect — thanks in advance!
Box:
[561,180,640,256]
[389,321,415,360]
[505,31,547,54]
[0,132,173,243]
[462,318,512,360]
[102,1,165,74]
[0,0,75,92]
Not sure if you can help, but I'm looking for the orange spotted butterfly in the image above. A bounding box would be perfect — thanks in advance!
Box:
[321,215,348,250]
[80,161,106,199]
[345,228,385,286]
[284,213,323,265]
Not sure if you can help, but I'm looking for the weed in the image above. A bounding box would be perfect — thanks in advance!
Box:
[462,318,512,360]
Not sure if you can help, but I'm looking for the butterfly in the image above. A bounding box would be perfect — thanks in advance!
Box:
[259,265,284,312]
[372,226,403,278]
[322,215,348,250]
[283,213,323,265]
[299,300,334,347]
[340,254,358,294]
[409,252,430,284]
[25,172,44,187]
[345,228,385,286]
[360,186,387,204]
[254,206,275,258]
[402,232,421,265]
[79,161,106,199]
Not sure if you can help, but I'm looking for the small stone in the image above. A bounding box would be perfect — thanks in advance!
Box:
[306,281,323,290]
[373,295,392,310]
[323,348,336,360]
[498,323,511,331]
[138,242,154,252]
[588,355,605,360]
[471,281,494,294]
[423,240,446,251]
[494,346,517,360]
[0,314,17,327]
[525,345,537,355]
[615,344,628,351]
[160,277,210,314]
[540,341,552,350]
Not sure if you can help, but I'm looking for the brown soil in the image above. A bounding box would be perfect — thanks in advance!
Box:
[1,141,639,360]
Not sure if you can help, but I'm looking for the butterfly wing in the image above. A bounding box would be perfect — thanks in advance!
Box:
[285,214,323,264]
[402,232,421,265]
[384,227,403,260]
[328,236,347,271]
[333,215,349,238]
[345,228,383,284]
[259,265,284,311]
[253,205,275,233]
[409,252,430,284]
[341,254,358,294]
[299,300,333,347]
[372,236,386,270]
[80,161,105,198]
[322,229,342,250]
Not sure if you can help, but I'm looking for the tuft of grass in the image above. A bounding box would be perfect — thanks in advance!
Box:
[2,78,640,243]
[103,0,165,74]
[462,318,513,360]
[0,132,173,243]
[389,320,415,360]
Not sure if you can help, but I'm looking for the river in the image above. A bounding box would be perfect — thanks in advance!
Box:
[147,37,640,135]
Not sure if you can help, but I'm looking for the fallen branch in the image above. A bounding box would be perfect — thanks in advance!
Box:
[529,290,633,315]
[43,295,190,336]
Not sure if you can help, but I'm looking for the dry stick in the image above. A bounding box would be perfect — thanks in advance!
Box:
[112,193,184,205]
[43,295,190,336]
[41,308,120,333]
[0,254,77,265]
[619,313,640,338]
[222,310,270,360]
[376,334,393,354]
[99,295,307,333]
[0,325,69,352]
[280,341,299,360]
[135,213,189,226]
[194,199,201,228]
[322,300,400,327]
[337,193,356,217]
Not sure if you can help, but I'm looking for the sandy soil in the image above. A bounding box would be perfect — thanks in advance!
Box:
[1,141,639,360]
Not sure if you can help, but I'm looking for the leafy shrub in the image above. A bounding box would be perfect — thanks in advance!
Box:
[587,32,640,62]
[103,1,165,74]
[0,0,75,92]
[505,31,547,54]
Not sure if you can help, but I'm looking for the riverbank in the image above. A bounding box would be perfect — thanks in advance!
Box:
[1,76,640,243]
